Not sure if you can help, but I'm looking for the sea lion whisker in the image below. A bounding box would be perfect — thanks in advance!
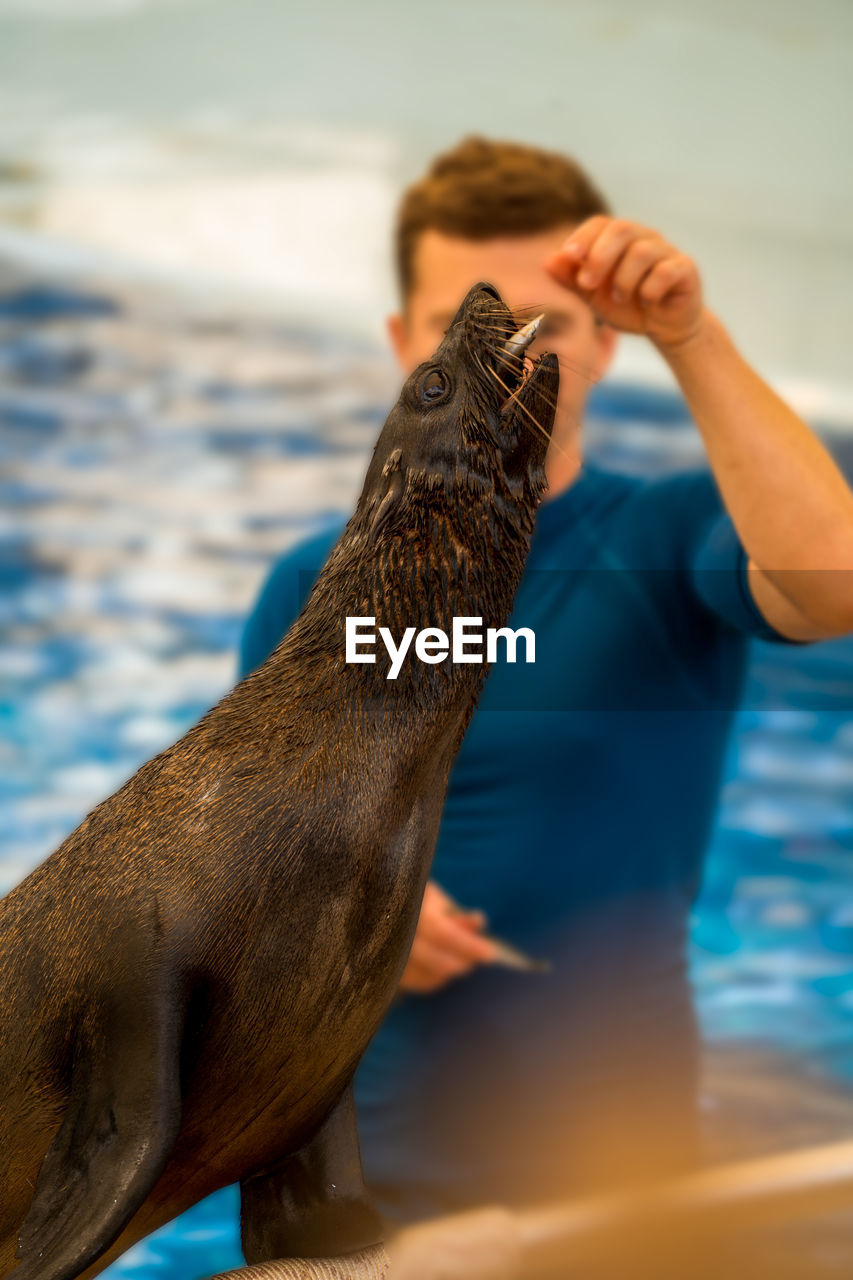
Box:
[478,343,527,376]
[476,300,555,328]
[551,354,601,384]
[468,336,517,384]
[483,360,537,415]
[468,324,530,369]
[467,343,529,415]
[468,325,514,350]
[471,311,602,386]
[483,363,569,458]
[477,345,579,449]
[478,343,561,412]
[475,340,521,369]
[494,300,548,316]
[468,308,517,326]
[479,336,599,387]
[468,326,557,404]
[469,306,517,322]
[469,316,518,338]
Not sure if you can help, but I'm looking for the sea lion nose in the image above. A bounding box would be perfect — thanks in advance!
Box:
[471,280,501,302]
[501,314,545,361]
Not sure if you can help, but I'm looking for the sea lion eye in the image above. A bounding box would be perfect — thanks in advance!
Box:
[420,369,448,404]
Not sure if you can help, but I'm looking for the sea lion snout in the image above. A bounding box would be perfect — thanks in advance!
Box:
[424,279,558,467]
[357,282,558,545]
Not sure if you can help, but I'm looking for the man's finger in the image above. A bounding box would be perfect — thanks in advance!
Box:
[574,219,649,291]
[544,219,608,289]
[610,239,671,302]
[429,914,498,963]
[639,253,696,304]
[403,941,479,991]
[456,909,488,932]
[544,252,580,292]
[557,214,610,262]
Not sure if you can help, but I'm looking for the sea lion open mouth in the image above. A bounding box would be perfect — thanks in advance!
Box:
[499,350,541,417]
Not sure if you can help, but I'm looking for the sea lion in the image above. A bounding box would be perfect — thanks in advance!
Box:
[0,282,558,1280]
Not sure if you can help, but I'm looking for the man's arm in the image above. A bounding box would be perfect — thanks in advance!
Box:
[656,314,853,641]
[546,218,853,641]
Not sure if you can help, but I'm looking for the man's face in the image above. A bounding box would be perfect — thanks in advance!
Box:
[388,226,617,461]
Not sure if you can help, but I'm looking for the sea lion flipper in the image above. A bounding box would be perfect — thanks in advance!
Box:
[13,965,184,1280]
[240,1081,384,1264]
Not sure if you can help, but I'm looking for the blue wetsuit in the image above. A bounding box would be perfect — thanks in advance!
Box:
[238,463,799,1221]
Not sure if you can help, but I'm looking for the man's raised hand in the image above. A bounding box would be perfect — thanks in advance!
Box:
[545,216,706,351]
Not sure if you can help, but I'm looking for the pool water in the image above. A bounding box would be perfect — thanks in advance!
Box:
[2,278,852,1277]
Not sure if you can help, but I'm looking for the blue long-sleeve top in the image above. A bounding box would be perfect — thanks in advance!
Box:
[238,463,800,1221]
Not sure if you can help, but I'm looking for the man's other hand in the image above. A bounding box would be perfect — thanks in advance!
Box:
[399,881,497,994]
[545,216,705,351]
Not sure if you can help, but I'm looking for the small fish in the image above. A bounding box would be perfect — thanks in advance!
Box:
[502,312,545,362]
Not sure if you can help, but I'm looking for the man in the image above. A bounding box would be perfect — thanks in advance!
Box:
[238,137,853,1225]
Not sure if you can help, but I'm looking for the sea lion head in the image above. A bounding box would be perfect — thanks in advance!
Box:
[356,281,559,546]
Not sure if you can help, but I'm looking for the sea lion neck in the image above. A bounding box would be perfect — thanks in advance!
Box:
[256,475,538,715]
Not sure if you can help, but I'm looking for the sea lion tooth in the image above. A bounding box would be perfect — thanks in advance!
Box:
[501,313,545,363]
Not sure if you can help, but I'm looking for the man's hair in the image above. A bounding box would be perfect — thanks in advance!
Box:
[395,135,611,302]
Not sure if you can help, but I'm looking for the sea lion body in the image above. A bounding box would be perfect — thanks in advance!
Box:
[0,283,558,1280]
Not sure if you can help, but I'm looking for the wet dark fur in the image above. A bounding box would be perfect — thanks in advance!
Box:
[0,283,558,1280]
